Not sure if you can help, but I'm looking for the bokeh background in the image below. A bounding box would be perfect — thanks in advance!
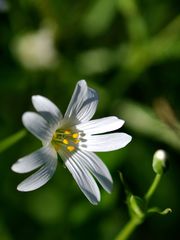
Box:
[0,0,180,239]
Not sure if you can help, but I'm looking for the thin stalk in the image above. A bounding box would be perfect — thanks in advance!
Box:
[0,130,26,154]
[115,217,141,240]
[144,174,162,202]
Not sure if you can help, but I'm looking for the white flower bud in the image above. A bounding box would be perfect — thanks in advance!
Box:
[152,149,167,174]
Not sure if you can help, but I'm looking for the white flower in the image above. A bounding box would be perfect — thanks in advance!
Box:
[12,27,58,70]
[11,80,132,204]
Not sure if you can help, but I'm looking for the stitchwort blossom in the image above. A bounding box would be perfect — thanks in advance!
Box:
[11,80,132,204]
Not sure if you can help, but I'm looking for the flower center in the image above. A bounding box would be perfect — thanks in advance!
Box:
[51,129,80,152]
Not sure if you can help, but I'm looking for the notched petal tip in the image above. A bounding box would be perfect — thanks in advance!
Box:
[119,133,132,149]
[105,180,113,194]
[78,79,87,86]
[32,94,42,99]
[91,199,99,205]
[22,112,38,128]
[89,192,101,205]
[125,134,132,145]
[21,112,29,125]
[17,185,26,192]
[118,118,125,127]
[77,151,114,193]
[17,184,35,192]
[31,95,41,106]
[31,95,48,106]
[11,160,29,174]
[17,179,46,192]
[11,163,18,172]
[31,94,40,101]
[11,161,26,174]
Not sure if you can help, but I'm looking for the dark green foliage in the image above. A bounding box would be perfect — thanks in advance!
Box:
[0,0,179,239]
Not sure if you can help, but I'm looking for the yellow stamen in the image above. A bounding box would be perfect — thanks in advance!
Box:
[72,133,79,139]
[67,146,75,152]
[63,139,69,145]
[64,130,71,135]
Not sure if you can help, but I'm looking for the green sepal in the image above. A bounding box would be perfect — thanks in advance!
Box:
[147,207,172,216]
[128,195,146,220]
[119,171,132,197]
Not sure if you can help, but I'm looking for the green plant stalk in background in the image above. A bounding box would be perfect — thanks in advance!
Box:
[144,173,162,202]
[0,129,26,154]
[115,174,163,240]
[115,217,142,240]
[115,150,171,240]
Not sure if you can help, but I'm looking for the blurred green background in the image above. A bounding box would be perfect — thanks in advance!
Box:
[0,0,180,239]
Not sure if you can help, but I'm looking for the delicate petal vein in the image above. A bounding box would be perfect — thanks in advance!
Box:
[74,150,113,193]
[17,146,57,191]
[79,133,132,152]
[11,145,55,173]
[22,112,53,143]
[76,116,124,134]
[32,95,62,129]
[59,150,100,205]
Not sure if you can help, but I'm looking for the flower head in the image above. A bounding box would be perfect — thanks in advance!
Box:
[12,27,58,70]
[11,80,132,204]
[152,149,168,174]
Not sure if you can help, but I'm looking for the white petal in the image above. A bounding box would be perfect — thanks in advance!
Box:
[22,112,53,143]
[59,150,100,205]
[17,146,57,191]
[74,150,113,193]
[76,87,98,122]
[11,145,54,173]
[32,95,62,129]
[79,133,132,152]
[64,80,87,120]
[64,80,98,124]
[76,116,124,134]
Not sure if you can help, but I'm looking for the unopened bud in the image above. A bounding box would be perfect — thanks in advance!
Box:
[152,149,167,174]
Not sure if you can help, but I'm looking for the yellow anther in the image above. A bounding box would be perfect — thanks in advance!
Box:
[63,139,69,145]
[74,139,80,144]
[72,133,79,139]
[67,146,75,152]
[64,130,71,135]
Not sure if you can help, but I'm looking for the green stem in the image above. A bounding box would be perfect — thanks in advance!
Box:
[144,173,162,202]
[0,130,27,154]
[115,217,141,240]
